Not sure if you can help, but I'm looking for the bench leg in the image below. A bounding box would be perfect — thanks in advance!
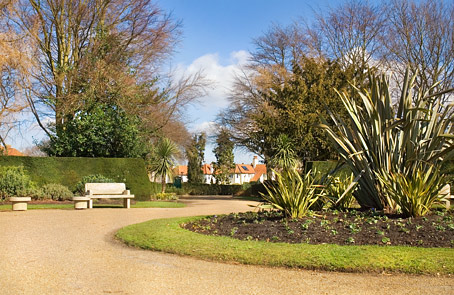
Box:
[124,198,130,209]
[89,199,93,209]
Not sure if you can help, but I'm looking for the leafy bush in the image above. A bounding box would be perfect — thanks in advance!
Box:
[41,183,73,201]
[16,187,43,200]
[74,174,114,195]
[377,167,445,217]
[152,192,178,201]
[320,69,454,211]
[261,169,323,218]
[324,174,358,211]
[0,166,35,200]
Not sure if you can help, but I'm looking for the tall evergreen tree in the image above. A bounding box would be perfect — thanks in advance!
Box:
[213,129,235,184]
[186,133,206,183]
[222,57,358,164]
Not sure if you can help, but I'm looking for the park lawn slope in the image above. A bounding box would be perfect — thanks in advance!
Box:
[116,216,454,275]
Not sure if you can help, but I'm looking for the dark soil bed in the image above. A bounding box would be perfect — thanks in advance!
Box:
[183,210,454,248]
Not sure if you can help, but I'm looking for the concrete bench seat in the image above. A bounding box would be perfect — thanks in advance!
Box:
[85,183,134,209]
[440,184,453,210]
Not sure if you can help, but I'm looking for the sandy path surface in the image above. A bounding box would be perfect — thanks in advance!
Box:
[0,196,452,295]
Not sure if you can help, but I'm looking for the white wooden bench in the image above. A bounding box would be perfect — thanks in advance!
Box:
[440,184,453,210]
[85,183,134,209]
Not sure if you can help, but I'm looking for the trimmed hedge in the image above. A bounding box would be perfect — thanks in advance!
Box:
[305,161,352,180]
[164,182,267,198]
[0,156,152,200]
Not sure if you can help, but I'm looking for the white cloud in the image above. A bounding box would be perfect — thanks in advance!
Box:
[192,121,218,137]
[178,50,251,110]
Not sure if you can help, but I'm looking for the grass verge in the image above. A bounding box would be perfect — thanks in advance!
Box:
[116,215,454,275]
[0,201,185,210]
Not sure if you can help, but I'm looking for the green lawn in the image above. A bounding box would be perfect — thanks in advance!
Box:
[116,215,454,275]
[0,203,74,210]
[0,201,185,210]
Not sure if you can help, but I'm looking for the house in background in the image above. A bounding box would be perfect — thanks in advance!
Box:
[229,163,255,184]
[202,164,215,184]
[170,156,267,185]
[173,165,188,183]
[250,156,267,183]
[229,156,267,184]
[1,145,24,156]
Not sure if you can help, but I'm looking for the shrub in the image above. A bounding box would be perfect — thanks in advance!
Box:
[0,166,35,200]
[41,183,74,201]
[377,167,445,217]
[324,174,358,211]
[17,187,43,200]
[261,169,323,218]
[320,69,454,211]
[74,174,114,195]
[152,192,178,201]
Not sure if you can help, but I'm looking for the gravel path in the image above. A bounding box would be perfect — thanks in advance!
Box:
[0,196,453,295]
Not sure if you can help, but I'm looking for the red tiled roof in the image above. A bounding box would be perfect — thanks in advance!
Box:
[251,164,267,182]
[202,164,212,175]
[2,145,24,156]
[173,165,187,176]
[234,164,255,174]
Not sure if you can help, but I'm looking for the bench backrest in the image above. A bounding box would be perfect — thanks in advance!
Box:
[85,183,126,195]
[440,184,451,198]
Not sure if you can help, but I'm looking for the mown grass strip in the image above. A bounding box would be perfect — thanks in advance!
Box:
[116,216,454,275]
[0,201,185,210]
[0,203,74,210]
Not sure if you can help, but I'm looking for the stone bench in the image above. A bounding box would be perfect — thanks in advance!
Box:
[10,197,31,211]
[84,183,134,209]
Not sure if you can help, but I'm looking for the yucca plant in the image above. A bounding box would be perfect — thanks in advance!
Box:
[324,174,358,211]
[320,69,454,211]
[261,169,323,218]
[377,167,445,217]
[149,138,179,193]
[268,134,300,171]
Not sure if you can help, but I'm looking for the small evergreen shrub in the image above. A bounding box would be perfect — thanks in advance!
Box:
[42,183,74,201]
[152,192,178,201]
[74,174,114,195]
[0,166,35,200]
[17,187,44,200]
[377,167,446,217]
[261,169,323,218]
[324,174,357,211]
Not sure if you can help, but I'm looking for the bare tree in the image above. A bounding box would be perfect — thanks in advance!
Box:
[2,0,182,133]
[310,0,386,81]
[0,2,34,150]
[1,0,209,151]
[383,0,454,98]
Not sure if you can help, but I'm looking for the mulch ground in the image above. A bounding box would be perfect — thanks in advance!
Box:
[184,210,454,248]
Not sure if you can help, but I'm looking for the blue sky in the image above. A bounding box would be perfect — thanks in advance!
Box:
[156,0,344,164]
[154,0,340,163]
[13,0,344,163]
